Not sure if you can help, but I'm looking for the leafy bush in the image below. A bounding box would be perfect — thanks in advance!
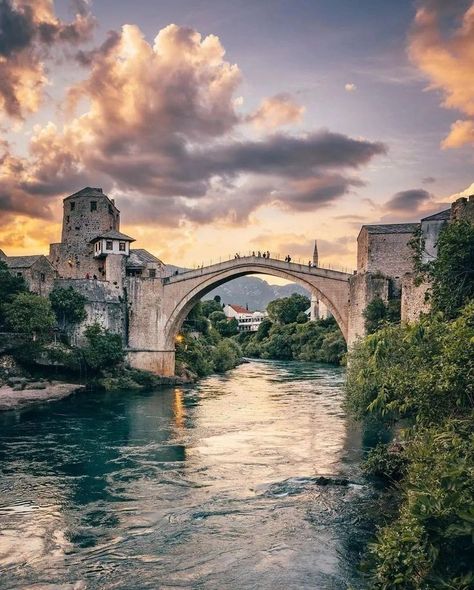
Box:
[347,300,474,588]
[49,286,87,328]
[346,302,474,424]
[267,293,310,324]
[363,442,407,481]
[0,260,27,326]
[212,339,242,372]
[430,220,474,318]
[368,421,474,589]
[216,317,239,337]
[363,297,401,335]
[82,323,125,371]
[4,292,56,340]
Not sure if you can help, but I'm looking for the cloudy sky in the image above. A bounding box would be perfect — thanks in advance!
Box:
[0,0,473,272]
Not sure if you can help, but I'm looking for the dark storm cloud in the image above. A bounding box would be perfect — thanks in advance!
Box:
[0,0,34,56]
[0,0,95,119]
[384,188,430,213]
[196,132,386,179]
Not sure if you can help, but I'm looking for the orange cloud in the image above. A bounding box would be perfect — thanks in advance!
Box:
[408,1,474,148]
[247,93,305,130]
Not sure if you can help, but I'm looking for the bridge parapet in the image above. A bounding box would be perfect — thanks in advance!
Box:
[163,256,351,285]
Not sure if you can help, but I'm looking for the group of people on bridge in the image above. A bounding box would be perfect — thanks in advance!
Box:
[231,251,317,269]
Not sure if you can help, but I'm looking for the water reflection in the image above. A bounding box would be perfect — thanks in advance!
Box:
[0,360,368,589]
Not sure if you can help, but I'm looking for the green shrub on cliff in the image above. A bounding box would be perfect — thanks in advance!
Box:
[0,260,27,327]
[430,220,474,318]
[347,302,474,588]
[346,302,474,424]
[4,292,56,340]
[82,323,125,371]
[49,286,87,329]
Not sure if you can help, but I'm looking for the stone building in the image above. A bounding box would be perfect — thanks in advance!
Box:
[356,223,418,277]
[0,251,56,297]
[49,187,125,280]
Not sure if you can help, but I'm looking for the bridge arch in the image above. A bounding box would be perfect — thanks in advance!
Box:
[163,259,350,351]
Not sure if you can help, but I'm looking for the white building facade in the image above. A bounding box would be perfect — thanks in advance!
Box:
[223,304,268,332]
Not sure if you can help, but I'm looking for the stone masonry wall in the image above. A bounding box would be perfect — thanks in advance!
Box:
[348,272,390,345]
[401,273,431,324]
[49,242,104,280]
[365,231,416,277]
[61,194,119,246]
[54,278,126,346]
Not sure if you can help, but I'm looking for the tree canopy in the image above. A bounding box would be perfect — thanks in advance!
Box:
[4,292,56,339]
[267,293,310,324]
[50,286,87,328]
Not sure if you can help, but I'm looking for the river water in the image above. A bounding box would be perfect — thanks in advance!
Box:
[0,360,373,590]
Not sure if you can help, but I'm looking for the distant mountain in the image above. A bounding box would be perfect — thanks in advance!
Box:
[207,277,309,311]
[164,265,309,310]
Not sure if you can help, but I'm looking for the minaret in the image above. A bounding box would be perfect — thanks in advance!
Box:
[310,239,320,321]
[312,240,319,266]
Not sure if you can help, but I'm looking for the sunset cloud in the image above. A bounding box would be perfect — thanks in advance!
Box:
[408,0,474,148]
[0,22,386,230]
[0,0,95,120]
[247,93,305,130]
[381,187,450,222]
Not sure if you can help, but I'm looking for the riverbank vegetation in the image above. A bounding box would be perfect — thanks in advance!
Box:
[176,298,242,378]
[347,220,474,589]
[237,293,346,364]
[0,264,164,392]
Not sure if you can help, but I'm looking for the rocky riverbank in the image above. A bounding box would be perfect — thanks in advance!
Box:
[0,379,84,411]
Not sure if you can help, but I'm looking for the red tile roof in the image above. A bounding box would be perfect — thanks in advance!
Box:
[228,304,249,313]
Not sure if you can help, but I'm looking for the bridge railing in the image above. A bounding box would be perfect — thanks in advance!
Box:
[175,252,353,275]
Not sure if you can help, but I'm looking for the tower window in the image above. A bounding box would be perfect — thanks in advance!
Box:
[17,272,22,277]
[149,269,156,278]
[90,201,97,211]
[106,240,113,250]
[119,242,126,252]
[70,201,75,211]
[40,273,45,282]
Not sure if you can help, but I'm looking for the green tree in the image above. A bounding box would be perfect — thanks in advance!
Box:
[212,339,242,372]
[0,260,27,326]
[296,311,308,324]
[82,323,124,371]
[201,296,223,317]
[209,310,227,326]
[430,220,474,318]
[4,292,56,340]
[255,317,272,341]
[363,297,388,334]
[216,317,239,337]
[267,293,310,324]
[49,286,87,329]
[183,301,209,334]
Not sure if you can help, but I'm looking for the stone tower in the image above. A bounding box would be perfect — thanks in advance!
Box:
[49,187,124,279]
[61,187,120,245]
[310,239,320,321]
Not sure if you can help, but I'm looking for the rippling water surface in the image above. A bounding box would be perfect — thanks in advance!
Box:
[0,360,370,589]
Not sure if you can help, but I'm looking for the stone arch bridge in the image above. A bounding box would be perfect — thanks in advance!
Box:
[127,256,352,376]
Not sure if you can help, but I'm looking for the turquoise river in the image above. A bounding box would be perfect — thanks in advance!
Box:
[0,360,376,589]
